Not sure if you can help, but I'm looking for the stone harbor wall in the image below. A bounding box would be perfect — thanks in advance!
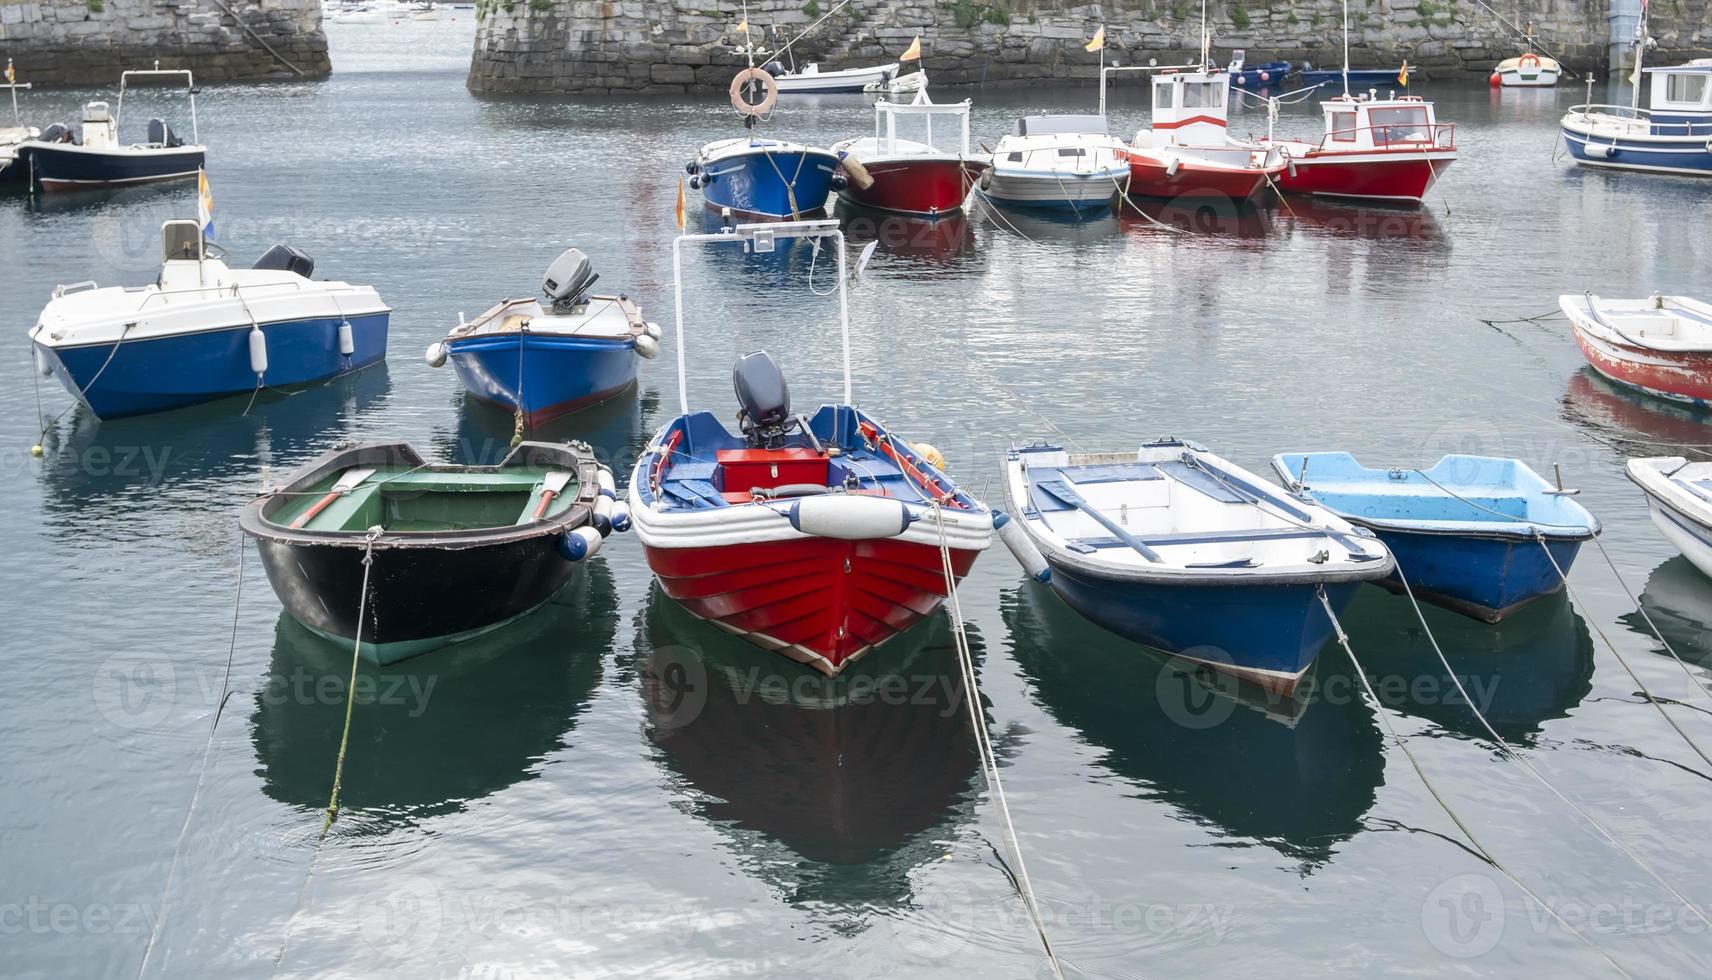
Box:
[0,0,330,86]
[468,0,1712,95]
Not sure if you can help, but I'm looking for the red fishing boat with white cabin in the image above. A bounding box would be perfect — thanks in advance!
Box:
[1259,92,1457,204]
[1112,65,1287,200]
[628,220,993,675]
[832,92,989,217]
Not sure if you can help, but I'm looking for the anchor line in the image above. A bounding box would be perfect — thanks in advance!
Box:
[136,532,249,979]
[1315,587,1636,979]
[929,502,1066,980]
[1535,533,1712,773]
[31,320,138,444]
[1390,561,1712,930]
[1589,535,1712,711]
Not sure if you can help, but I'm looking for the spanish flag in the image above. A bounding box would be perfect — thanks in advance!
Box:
[197,167,215,240]
[5,60,14,85]
[1397,60,1410,86]
[900,35,922,62]
[735,18,749,33]
[1085,25,1105,53]
[675,176,686,230]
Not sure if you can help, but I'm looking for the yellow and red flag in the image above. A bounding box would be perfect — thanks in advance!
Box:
[197,168,215,240]
[1084,26,1105,53]
[900,36,922,62]
[5,60,15,85]
[1398,61,1410,86]
[675,176,686,231]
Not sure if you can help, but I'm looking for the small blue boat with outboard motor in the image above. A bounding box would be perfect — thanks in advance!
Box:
[426,248,662,426]
[29,219,389,419]
[1271,453,1601,623]
[999,438,1395,694]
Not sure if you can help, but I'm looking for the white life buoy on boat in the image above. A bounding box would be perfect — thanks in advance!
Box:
[787,494,916,540]
[425,341,448,368]
[338,320,355,356]
[729,67,778,117]
[248,328,268,376]
[634,334,659,359]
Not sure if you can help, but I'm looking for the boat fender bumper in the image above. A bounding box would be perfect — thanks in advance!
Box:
[1586,143,1616,159]
[425,341,448,368]
[33,344,53,378]
[558,525,603,561]
[338,320,355,356]
[995,512,1052,583]
[635,334,660,359]
[610,501,632,533]
[787,494,915,540]
[248,328,269,376]
[592,493,614,536]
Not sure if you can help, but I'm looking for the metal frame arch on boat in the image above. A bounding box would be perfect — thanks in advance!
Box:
[729,67,778,117]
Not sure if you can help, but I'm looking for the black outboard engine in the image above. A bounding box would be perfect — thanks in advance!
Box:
[542,248,598,313]
[146,118,181,148]
[761,60,786,77]
[39,123,72,144]
[252,244,316,278]
[733,351,792,449]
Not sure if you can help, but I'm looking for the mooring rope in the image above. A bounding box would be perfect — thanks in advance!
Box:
[1534,534,1712,773]
[1316,587,1635,978]
[1588,536,1712,710]
[1390,562,1712,929]
[930,502,1065,980]
[135,532,249,979]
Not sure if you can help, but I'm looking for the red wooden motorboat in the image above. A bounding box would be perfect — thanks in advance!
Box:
[629,220,993,675]
[1560,293,1712,405]
[1117,66,1285,200]
[832,92,989,218]
[1259,94,1457,204]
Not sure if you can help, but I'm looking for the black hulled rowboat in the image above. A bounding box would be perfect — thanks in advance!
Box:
[242,440,626,664]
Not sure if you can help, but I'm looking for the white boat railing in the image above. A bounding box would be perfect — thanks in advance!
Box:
[1564,103,1712,137]
[1312,122,1456,151]
[116,67,198,145]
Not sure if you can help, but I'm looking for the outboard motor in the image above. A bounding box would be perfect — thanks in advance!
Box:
[39,123,72,144]
[762,60,786,77]
[146,118,181,148]
[252,244,316,278]
[542,248,598,313]
[733,351,792,449]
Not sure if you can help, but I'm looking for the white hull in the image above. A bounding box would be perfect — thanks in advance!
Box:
[1630,458,1712,580]
[982,168,1125,206]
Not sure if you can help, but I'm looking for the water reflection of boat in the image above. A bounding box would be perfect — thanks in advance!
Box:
[1003,582,1382,867]
[251,557,613,822]
[35,362,393,528]
[635,586,978,904]
[1338,589,1594,745]
[970,195,1118,242]
[1273,195,1448,243]
[1562,367,1712,457]
[432,379,655,471]
[1624,556,1712,686]
[834,199,975,267]
[1121,196,1270,239]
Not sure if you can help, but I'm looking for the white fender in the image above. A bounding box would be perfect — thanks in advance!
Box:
[787,494,915,540]
[248,328,268,376]
[996,513,1051,583]
[635,334,660,359]
[593,493,614,534]
[644,321,663,340]
[34,344,53,378]
[425,341,448,368]
[338,320,355,356]
[609,501,632,532]
[596,468,617,496]
[1165,157,1181,178]
[558,525,603,561]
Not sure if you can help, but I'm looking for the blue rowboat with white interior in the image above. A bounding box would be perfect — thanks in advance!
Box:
[1272,453,1600,623]
[1000,438,1394,694]
[29,220,389,420]
[427,248,661,426]
[687,137,844,219]
[1560,60,1712,177]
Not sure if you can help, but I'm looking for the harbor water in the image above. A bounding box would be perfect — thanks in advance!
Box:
[3,20,1711,977]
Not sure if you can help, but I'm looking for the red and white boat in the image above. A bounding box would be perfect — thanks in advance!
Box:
[1559,293,1712,405]
[832,92,989,217]
[1260,93,1457,203]
[628,219,993,675]
[1116,66,1286,200]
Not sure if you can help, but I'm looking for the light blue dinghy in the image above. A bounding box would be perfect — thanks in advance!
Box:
[1000,439,1395,695]
[1271,453,1600,623]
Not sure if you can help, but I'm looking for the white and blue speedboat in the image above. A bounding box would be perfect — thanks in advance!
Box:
[980,115,1128,214]
[30,220,389,419]
[1273,453,1601,623]
[426,248,661,426]
[686,137,844,219]
[1629,457,1712,581]
[1561,59,1712,177]
[1000,439,1394,694]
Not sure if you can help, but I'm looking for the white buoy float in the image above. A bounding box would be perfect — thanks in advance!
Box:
[248,328,269,376]
[557,525,604,561]
[337,320,355,356]
[635,334,660,359]
[425,341,448,368]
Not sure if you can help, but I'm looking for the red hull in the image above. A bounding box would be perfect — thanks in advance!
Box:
[1275,154,1453,202]
[839,157,984,217]
[1124,156,1269,200]
[644,536,980,674]
[1572,330,1712,404]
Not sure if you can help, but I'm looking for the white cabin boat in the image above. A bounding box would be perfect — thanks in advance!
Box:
[980,115,1128,214]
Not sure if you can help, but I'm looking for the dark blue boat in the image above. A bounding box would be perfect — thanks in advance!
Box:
[1230,60,1294,88]
[1000,439,1395,694]
[428,249,661,426]
[1272,453,1601,623]
[1298,67,1407,90]
[687,137,843,219]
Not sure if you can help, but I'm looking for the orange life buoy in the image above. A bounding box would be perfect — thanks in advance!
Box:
[1519,52,1542,69]
[729,68,778,117]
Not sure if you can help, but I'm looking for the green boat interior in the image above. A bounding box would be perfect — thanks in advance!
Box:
[273,466,581,533]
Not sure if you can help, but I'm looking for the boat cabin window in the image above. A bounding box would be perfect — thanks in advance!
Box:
[1330,110,1357,141]
[1057,147,1085,157]
[1153,79,1176,109]
[161,221,203,261]
[1007,151,1023,162]
[1368,105,1430,144]
[1665,72,1708,105]
[1182,80,1225,109]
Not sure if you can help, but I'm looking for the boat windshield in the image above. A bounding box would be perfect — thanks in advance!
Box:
[1183,81,1225,108]
[1368,106,1431,144]
[1665,72,1708,104]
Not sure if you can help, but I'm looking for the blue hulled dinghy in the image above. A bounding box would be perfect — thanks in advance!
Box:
[1272,453,1600,623]
[1000,439,1394,694]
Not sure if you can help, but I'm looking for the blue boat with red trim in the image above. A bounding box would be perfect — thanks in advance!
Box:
[427,248,662,427]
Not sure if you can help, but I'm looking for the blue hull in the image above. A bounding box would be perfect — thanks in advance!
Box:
[1231,62,1293,88]
[1561,128,1712,177]
[39,313,389,419]
[1046,562,1363,690]
[698,148,839,219]
[447,333,640,426]
[1300,69,1403,88]
[29,143,206,190]
[1372,529,1583,622]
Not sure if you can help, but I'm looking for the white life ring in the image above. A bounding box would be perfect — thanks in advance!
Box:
[729,68,778,117]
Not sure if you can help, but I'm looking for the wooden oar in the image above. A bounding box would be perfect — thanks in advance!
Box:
[533,471,573,520]
[289,467,376,530]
